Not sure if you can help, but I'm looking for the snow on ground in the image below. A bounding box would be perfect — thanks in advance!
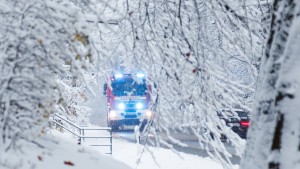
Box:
[50,129,239,169]
[0,127,240,169]
[111,139,233,169]
[0,131,131,169]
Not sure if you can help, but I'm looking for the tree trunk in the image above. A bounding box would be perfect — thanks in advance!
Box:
[241,0,300,169]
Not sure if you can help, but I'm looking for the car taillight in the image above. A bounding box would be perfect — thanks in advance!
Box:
[240,121,250,127]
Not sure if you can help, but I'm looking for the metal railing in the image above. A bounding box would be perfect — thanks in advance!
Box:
[51,113,112,154]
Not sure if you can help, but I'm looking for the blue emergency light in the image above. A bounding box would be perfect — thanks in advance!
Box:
[136,73,145,78]
[115,73,123,78]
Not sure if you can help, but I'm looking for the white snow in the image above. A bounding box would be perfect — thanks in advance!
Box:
[46,129,239,169]
[1,126,239,169]
[111,139,231,169]
[0,131,131,169]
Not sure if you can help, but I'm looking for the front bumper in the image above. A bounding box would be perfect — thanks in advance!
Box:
[108,119,148,126]
[108,109,152,121]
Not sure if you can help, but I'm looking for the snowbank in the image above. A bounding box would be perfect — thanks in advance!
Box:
[0,134,131,169]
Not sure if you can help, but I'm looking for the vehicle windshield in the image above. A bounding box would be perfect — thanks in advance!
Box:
[111,78,147,96]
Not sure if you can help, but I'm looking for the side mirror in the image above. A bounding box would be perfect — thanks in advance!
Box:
[103,84,107,95]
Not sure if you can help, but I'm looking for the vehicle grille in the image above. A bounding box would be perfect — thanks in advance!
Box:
[125,109,136,112]
[124,115,137,118]
[125,102,136,109]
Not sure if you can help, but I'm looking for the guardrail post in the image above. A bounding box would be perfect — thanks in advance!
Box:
[110,128,112,155]
[79,129,82,145]
[82,129,85,141]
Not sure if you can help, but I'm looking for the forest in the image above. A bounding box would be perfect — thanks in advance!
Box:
[1,0,300,169]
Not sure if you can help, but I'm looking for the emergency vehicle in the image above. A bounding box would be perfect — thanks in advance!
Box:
[103,73,152,130]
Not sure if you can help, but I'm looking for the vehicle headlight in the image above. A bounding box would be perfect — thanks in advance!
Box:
[117,103,125,110]
[146,110,152,118]
[109,110,117,118]
[136,102,144,109]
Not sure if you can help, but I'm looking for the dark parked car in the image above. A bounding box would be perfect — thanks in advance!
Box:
[218,109,250,140]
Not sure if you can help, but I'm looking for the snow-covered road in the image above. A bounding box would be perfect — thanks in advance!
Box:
[113,130,241,165]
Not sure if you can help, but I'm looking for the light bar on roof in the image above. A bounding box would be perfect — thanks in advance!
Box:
[136,73,145,78]
[115,73,123,78]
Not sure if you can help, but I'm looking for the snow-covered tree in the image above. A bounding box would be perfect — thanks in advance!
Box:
[241,1,300,169]
[55,70,92,125]
[77,0,270,168]
[105,0,267,168]
[2,0,290,169]
[0,0,94,151]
